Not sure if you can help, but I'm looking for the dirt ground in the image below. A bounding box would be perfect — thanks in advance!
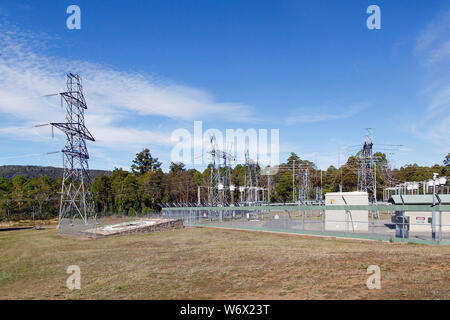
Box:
[0,226,448,299]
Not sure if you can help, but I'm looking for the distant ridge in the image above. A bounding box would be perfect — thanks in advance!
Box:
[0,165,112,180]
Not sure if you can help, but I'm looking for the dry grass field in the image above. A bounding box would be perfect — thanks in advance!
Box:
[0,225,449,300]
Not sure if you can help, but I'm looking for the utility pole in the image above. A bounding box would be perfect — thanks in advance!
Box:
[432,173,438,241]
[338,146,343,193]
[239,186,244,203]
[320,170,323,188]
[230,185,235,206]
[292,160,295,202]
[320,170,323,203]
[305,169,309,201]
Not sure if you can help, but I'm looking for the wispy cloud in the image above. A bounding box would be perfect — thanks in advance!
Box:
[285,103,367,125]
[415,10,450,63]
[0,24,254,153]
[413,10,450,148]
[427,40,450,64]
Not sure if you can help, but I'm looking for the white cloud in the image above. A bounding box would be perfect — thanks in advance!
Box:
[285,103,367,125]
[427,85,450,116]
[413,10,450,147]
[0,25,254,152]
[415,10,450,56]
[428,40,450,64]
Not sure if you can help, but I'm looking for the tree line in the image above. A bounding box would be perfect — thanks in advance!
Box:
[0,149,448,221]
[0,165,110,181]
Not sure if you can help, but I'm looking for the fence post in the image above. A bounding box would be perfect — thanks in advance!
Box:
[302,210,305,231]
[322,209,325,232]
[370,210,373,235]
[432,210,436,241]
[432,174,437,241]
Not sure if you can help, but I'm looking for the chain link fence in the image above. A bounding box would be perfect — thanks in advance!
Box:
[162,204,450,245]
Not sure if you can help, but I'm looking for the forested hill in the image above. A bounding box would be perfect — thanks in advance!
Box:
[0,165,111,180]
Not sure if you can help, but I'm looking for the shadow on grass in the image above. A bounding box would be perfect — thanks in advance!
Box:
[0,227,34,232]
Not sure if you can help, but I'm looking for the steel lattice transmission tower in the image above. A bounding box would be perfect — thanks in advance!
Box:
[208,135,221,206]
[51,73,96,226]
[220,150,234,205]
[244,149,259,203]
[299,169,310,203]
[357,128,377,203]
[208,135,235,206]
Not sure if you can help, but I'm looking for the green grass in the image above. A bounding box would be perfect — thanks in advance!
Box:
[0,226,449,299]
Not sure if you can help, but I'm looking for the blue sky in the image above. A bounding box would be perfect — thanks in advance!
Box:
[0,0,449,172]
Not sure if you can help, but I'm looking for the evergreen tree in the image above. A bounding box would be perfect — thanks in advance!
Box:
[131,148,161,176]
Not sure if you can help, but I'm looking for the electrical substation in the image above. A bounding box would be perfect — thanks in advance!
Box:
[39,74,450,243]
[162,129,450,245]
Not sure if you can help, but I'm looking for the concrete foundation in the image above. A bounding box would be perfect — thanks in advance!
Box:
[83,218,184,237]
